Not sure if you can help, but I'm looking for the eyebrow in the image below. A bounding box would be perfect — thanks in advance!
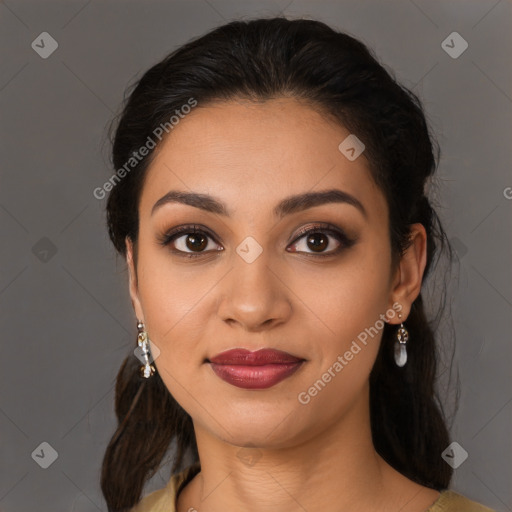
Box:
[151,188,367,220]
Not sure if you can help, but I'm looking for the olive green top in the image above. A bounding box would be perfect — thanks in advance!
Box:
[129,462,496,512]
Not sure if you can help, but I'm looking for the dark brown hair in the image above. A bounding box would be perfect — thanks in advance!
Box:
[101,16,458,511]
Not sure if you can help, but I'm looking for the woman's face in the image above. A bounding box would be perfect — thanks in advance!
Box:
[126,97,425,449]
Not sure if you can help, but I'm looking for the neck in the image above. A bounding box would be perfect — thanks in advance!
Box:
[176,386,422,512]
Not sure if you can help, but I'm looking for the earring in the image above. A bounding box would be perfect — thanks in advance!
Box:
[137,320,156,378]
[394,313,408,367]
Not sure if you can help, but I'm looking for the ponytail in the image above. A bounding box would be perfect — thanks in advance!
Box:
[100,355,197,510]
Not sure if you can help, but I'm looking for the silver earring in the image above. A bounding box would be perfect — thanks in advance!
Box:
[394,313,408,367]
[137,320,156,378]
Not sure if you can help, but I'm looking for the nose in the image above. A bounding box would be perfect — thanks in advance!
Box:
[216,248,292,332]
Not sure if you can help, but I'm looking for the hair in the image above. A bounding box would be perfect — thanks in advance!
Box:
[101,16,459,511]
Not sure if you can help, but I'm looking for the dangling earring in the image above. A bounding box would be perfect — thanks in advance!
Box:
[394,313,409,367]
[137,320,156,378]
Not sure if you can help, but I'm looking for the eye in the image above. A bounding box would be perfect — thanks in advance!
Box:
[157,222,356,259]
[157,224,223,259]
[287,223,355,257]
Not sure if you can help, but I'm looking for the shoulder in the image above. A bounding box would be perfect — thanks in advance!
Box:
[129,486,170,512]
[129,462,201,512]
[427,490,497,512]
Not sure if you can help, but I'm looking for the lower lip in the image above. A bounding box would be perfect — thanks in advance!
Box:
[209,362,303,389]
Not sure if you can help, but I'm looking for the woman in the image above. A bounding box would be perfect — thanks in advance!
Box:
[100,16,496,512]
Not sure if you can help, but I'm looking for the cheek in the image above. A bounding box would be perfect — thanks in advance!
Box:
[307,248,391,379]
[296,268,389,415]
[136,243,214,333]
[301,248,390,333]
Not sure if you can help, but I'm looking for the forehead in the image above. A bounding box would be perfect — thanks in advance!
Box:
[139,98,387,223]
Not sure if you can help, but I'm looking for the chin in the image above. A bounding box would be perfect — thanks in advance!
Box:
[213,412,308,449]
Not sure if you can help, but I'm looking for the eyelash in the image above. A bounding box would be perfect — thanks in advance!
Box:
[157,223,356,259]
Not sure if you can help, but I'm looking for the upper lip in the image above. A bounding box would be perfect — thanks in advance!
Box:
[208,348,304,365]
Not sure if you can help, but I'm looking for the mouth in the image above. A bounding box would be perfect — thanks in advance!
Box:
[205,348,305,390]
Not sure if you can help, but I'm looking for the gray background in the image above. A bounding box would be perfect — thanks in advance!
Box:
[1,0,511,510]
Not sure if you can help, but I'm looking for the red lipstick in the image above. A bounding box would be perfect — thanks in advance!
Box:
[207,348,304,389]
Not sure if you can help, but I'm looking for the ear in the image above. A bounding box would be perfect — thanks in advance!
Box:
[126,236,145,323]
[387,223,427,324]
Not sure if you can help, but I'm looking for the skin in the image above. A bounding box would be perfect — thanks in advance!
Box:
[125,97,440,512]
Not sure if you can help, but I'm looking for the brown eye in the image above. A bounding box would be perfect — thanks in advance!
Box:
[305,232,329,252]
[184,233,208,252]
[287,223,355,257]
[158,225,223,258]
